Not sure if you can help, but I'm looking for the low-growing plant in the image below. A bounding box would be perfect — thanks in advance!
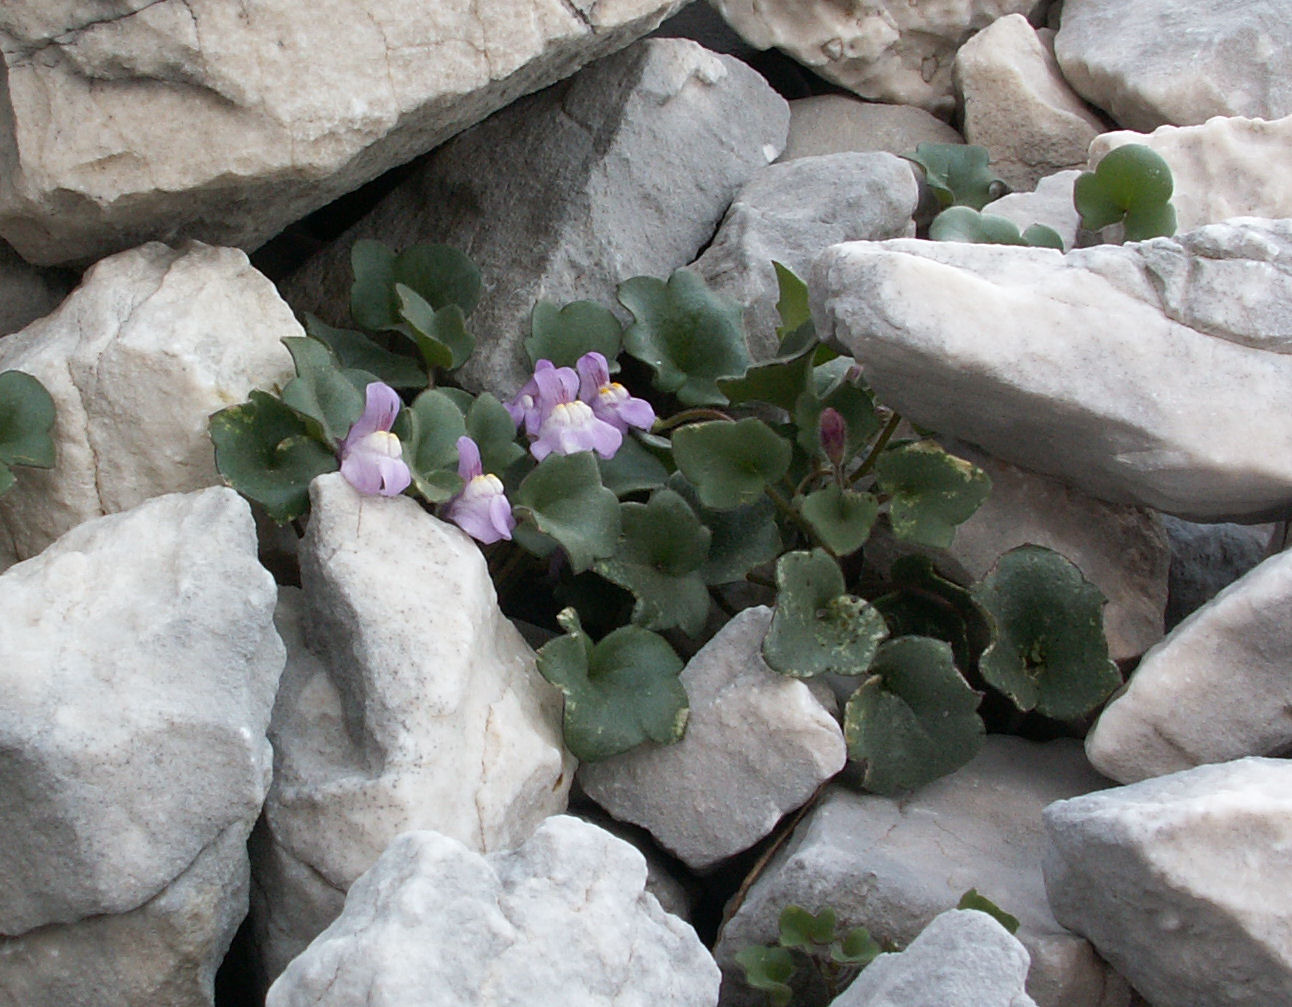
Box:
[1073,143,1177,241]
[0,369,56,496]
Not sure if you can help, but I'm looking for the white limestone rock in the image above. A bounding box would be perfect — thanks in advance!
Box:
[1085,547,1292,784]
[691,153,918,358]
[715,738,1129,1007]
[812,218,1292,521]
[830,909,1037,1007]
[1043,758,1292,1007]
[954,16,1105,191]
[266,816,721,1007]
[0,487,282,1003]
[0,240,74,337]
[1054,0,1292,131]
[283,38,788,398]
[578,607,846,871]
[253,474,573,981]
[0,241,296,570]
[780,96,963,161]
[1161,516,1279,629]
[0,0,689,266]
[1090,115,1292,232]
[710,0,1046,116]
[982,170,1080,249]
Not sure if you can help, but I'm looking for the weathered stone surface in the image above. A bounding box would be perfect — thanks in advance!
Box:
[1090,115,1292,232]
[1054,0,1292,132]
[0,487,281,1003]
[253,475,572,981]
[0,240,74,337]
[0,241,296,570]
[812,218,1292,521]
[1044,758,1292,1007]
[710,0,1045,116]
[780,96,963,161]
[982,170,1080,249]
[1086,547,1292,784]
[1161,516,1279,629]
[266,817,721,1006]
[0,0,690,266]
[831,909,1038,1007]
[283,38,788,398]
[954,15,1105,191]
[579,607,846,871]
[716,738,1128,1007]
[691,153,918,358]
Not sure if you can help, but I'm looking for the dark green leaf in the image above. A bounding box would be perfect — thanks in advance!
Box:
[905,143,1007,210]
[598,433,671,497]
[280,337,368,445]
[799,484,878,557]
[929,206,1029,245]
[672,418,792,509]
[513,452,621,573]
[350,240,482,331]
[304,315,427,390]
[779,905,836,948]
[795,361,880,460]
[526,300,623,370]
[833,927,882,966]
[872,555,992,672]
[396,286,474,371]
[718,351,815,413]
[957,889,1020,934]
[1074,144,1176,239]
[400,388,467,503]
[772,260,812,341]
[0,369,56,471]
[875,441,990,548]
[668,473,781,585]
[465,392,524,475]
[734,946,795,1007]
[349,239,400,330]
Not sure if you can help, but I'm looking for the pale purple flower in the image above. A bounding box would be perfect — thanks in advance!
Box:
[445,436,515,544]
[504,359,564,436]
[575,352,655,434]
[339,382,411,496]
[529,359,622,461]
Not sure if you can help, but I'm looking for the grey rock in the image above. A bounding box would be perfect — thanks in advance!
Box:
[1161,516,1279,629]
[1054,0,1292,131]
[780,96,963,162]
[266,817,721,1006]
[812,218,1292,521]
[716,738,1128,1007]
[1044,757,1292,1007]
[0,240,74,337]
[283,38,788,398]
[830,909,1037,1007]
[691,153,918,358]
[982,170,1081,250]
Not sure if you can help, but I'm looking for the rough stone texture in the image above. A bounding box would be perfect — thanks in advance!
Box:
[690,153,918,358]
[1162,516,1280,629]
[0,0,690,266]
[283,38,788,398]
[780,95,963,161]
[954,15,1105,190]
[1085,547,1292,784]
[252,475,573,981]
[578,607,847,871]
[0,488,282,1004]
[265,817,721,1006]
[710,0,1046,116]
[0,241,296,570]
[1090,115,1292,233]
[715,738,1129,1007]
[0,239,74,337]
[831,909,1038,1007]
[1044,758,1292,1007]
[1054,0,1292,132]
[982,170,1080,249]
[812,218,1292,521]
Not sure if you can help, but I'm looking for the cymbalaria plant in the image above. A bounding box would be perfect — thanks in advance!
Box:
[210,240,1121,790]
[0,369,56,496]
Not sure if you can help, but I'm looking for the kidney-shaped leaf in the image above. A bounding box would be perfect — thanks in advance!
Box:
[398,388,467,503]
[799,484,879,557]
[526,300,623,370]
[668,472,781,586]
[513,452,621,573]
[672,418,792,510]
[1074,144,1176,241]
[280,337,369,445]
[906,143,1007,210]
[874,440,990,548]
[0,369,56,493]
[350,239,481,331]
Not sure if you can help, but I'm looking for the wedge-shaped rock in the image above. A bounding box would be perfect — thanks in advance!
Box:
[266,817,721,1006]
[0,488,282,1005]
[0,241,296,570]
[1086,547,1292,784]
[715,738,1128,1007]
[1054,0,1292,131]
[0,0,689,266]
[812,218,1292,521]
[253,474,572,981]
[284,38,788,397]
[1044,758,1292,1007]
[578,607,846,871]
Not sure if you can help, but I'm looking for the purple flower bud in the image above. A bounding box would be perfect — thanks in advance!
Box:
[575,352,655,435]
[444,436,516,544]
[339,382,411,497]
[819,406,847,466]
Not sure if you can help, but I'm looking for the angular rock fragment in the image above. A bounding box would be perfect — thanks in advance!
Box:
[0,239,74,337]
[1161,516,1279,629]
[780,96,962,161]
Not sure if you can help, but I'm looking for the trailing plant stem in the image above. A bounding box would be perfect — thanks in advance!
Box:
[850,411,903,483]
[651,408,734,433]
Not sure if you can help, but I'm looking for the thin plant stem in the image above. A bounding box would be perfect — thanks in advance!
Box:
[651,408,734,433]
[765,484,833,557]
[850,411,903,484]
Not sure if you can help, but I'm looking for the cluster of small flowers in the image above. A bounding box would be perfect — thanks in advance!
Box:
[338,352,654,546]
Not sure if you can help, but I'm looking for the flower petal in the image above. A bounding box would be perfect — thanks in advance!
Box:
[576,352,611,403]
[456,435,484,480]
[342,381,402,452]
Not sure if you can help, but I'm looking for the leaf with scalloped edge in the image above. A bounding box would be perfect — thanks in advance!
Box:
[397,388,467,503]
[672,418,792,510]
[735,946,795,1007]
[1074,144,1176,240]
[799,484,878,557]
[929,206,1064,250]
[874,441,990,549]
[906,143,1008,210]
[667,473,781,586]
[349,240,481,331]
[958,889,1020,934]
[526,300,623,370]
[396,286,474,371]
[303,315,427,390]
[280,337,370,445]
[513,452,621,573]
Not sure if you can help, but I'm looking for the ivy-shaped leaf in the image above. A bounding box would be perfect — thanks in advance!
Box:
[598,434,671,497]
[672,418,792,510]
[799,484,878,557]
[734,946,795,1007]
[209,391,338,523]
[668,473,781,586]
[957,889,1020,935]
[594,489,712,636]
[526,300,623,370]
[513,452,621,573]
[535,608,688,761]
[972,545,1121,720]
[872,555,992,673]
[795,360,880,460]
[779,906,837,949]
[398,388,467,503]
[719,351,815,413]
[905,143,1007,210]
[280,337,369,445]
[465,392,524,475]
[304,315,427,390]
[874,441,990,549]
[350,240,481,331]
[762,549,889,678]
[396,286,474,371]
[844,636,984,794]
[0,369,56,495]
[1074,144,1176,241]
[832,927,881,967]
[619,269,751,406]
[929,206,1064,250]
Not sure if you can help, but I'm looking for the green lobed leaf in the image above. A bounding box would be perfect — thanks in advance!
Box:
[399,388,467,503]
[929,207,1064,249]
[594,489,712,636]
[465,392,525,475]
[1074,144,1176,239]
[0,370,56,473]
[280,337,369,445]
[619,269,751,406]
[872,555,992,673]
[513,452,621,573]
[795,361,880,460]
[779,905,837,948]
[843,636,984,794]
[304,314,427,390]
[598,434,671,497]
[734,946,795,1007]
[719,351,815,413]
[396,286,474,371]
[526,300,623,370]
[535,608,688,761]
[957,889,1020,935]
[905,143,1007,210]
[799,484,879,557]
[672,418,792,510]
[772,260,813,341]
[209,391,338,523]
[349,240,481,331]
[832,927,882,966]
[762,549,889,679]
[668,473,782,585]
[874,441,990,549]
[971,545,1121,720]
